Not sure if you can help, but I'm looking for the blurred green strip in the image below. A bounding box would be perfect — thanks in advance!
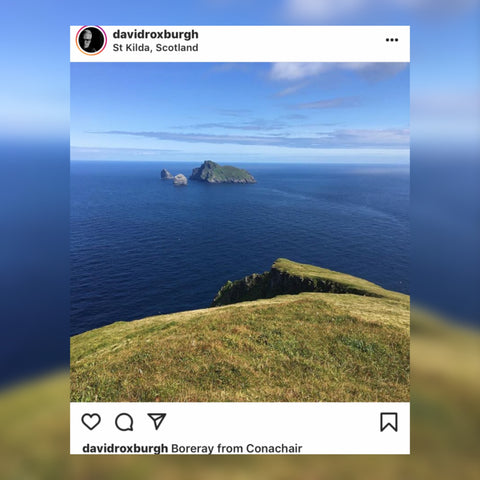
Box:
[1,310,479,479]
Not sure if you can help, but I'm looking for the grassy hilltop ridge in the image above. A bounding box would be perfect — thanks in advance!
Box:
[71,259,409,402]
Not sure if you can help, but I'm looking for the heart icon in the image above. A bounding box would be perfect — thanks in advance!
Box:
[81,413,101,430]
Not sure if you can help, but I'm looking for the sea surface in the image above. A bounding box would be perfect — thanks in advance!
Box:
[71,161,409,335]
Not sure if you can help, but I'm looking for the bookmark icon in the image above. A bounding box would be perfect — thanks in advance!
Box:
[148,413,167,430]
[380,412,398,432]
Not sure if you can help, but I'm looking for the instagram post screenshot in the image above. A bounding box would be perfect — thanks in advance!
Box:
[70,26,410,455]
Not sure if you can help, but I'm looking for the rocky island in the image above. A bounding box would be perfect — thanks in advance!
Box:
[190,160,256,184]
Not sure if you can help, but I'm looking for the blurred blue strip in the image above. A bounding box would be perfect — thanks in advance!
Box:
[0,140,70,386]
[411,144,480,327]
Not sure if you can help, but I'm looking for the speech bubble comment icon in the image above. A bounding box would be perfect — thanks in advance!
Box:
[115,413,134,431]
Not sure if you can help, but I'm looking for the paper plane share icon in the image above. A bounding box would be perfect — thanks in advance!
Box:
[148,413,167,430]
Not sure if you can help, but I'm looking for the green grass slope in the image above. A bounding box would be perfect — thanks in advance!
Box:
[71,261,409,402]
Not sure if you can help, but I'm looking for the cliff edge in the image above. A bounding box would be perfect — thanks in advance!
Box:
[212,258,404,306]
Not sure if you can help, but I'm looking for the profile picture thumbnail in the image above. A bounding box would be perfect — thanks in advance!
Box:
[77,26,106,55]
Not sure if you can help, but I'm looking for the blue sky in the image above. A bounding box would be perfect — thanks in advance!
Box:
[71,61,409,163]
[2,0,478,151]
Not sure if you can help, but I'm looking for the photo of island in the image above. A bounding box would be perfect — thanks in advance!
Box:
[70,62,409,402]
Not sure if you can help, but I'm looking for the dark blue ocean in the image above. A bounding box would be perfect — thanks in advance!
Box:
[71,161,409,336]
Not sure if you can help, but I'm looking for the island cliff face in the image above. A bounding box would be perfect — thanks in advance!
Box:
[211,258,396,307]
[190,161,256,184]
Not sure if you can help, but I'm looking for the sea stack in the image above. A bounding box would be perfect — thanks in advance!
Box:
[173,174,188,186]
[161,168,174,180]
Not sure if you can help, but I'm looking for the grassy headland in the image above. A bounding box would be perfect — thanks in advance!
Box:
[71,259,409,402]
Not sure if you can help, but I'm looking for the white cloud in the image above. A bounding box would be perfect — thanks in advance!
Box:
[329,128,409,146]
[96,128,409,149]
[295,96,360,109]
[342,62,409,81]
[70,146,180,161]
[275,83,308,97]
[270,63,331,81]
[269,62,408,82]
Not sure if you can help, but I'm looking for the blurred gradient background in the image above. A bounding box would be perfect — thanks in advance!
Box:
[1,0,479,478]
